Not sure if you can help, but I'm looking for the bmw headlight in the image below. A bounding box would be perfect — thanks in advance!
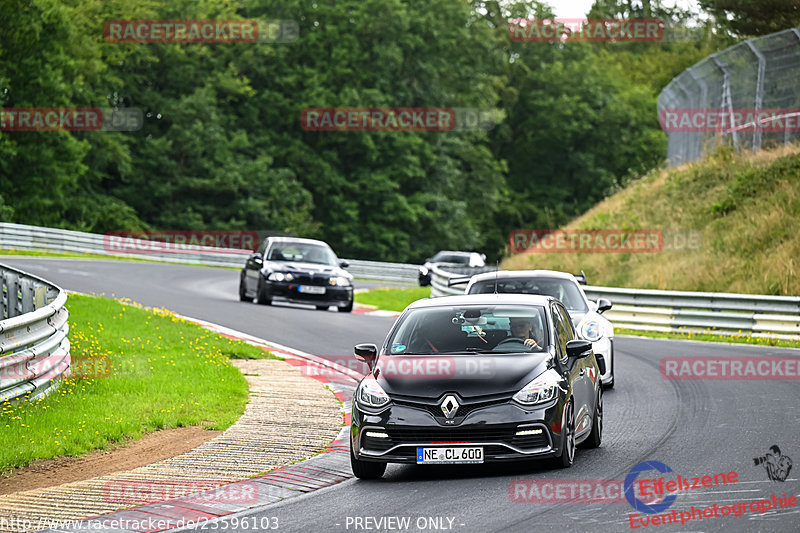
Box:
[579,320,603,342]
[330,276,351,286]
[357,378,390,408]
[513,369,561,406]
[268,272,293,282]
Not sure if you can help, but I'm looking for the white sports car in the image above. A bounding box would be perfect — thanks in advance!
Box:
[464,270,615,388]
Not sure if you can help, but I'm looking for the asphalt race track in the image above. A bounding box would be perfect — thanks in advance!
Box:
[4,257,799,533]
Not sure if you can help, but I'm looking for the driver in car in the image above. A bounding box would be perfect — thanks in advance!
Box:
[508,317,543,350]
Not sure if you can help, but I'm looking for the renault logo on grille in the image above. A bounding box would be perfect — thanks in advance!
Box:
[441,395,459,419]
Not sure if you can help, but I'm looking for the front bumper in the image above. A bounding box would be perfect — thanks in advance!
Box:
[592,337,613,383]
[263,281,353,307]
[351,397,565,464]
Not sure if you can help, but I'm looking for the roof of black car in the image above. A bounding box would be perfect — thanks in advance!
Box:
[406,293,554,310]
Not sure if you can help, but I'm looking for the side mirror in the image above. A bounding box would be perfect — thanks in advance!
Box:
[339,260,349,268]
[354,343,378,371]
[596,298,612,314]
[250,253,262,264]
[566,339,592,358]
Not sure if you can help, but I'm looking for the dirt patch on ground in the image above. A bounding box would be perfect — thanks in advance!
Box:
[0,426,221,495]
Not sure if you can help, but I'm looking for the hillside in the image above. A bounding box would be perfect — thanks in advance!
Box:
[501,144,800,296]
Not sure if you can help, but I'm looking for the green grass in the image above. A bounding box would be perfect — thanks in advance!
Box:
[0,294,276,473]
[615,327,800,349]
[354,287,431,312]
[0,248,239,270]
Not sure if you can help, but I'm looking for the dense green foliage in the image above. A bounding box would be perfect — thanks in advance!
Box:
[1,0,733,262]
[698,0,800,37]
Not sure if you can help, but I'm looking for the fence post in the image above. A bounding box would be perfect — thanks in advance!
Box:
[744,39,766,152]
[711,53,740,152]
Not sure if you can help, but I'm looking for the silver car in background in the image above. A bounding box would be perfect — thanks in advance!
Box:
[465,270,615,388]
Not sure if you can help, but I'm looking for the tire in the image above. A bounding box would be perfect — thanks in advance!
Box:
[582,387,602,449]
[256,281,272,305]
[350,448,386,479]
[238,278,251,302]
[338,299,353,313]
[316,305,329,311]
[555,401,575,469]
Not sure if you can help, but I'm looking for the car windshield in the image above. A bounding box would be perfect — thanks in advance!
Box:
[468,277,589,313]
[267,243,337,265]
[386,305,548,355]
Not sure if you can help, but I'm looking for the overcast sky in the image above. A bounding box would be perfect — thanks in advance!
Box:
[549,0,702,18]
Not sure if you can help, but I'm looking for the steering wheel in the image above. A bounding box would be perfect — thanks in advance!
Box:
[495,337,529,349]
[496,336,542,350]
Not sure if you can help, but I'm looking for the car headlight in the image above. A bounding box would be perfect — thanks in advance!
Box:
[356,378,390,408]
[267,272,293,282]
[419,266,429,276]
[513,369,561,406]
[329,276,350,286]
[579,320,603,342]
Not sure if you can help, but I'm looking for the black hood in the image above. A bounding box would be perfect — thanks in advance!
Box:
[374,353,552,399]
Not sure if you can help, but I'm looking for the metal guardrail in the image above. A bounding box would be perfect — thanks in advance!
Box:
[430,265,800,340]
[0,223,421,283]
[0,263,70,402]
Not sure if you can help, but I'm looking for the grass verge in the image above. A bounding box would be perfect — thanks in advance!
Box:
[354,287,430,312]
[501,144,800,295]
[616,327,800,349]
[0,294,276,473]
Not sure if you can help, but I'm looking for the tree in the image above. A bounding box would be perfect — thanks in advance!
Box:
[698,0,800,37]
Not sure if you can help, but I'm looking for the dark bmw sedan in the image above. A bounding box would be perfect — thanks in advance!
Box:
[350,294,604,479]
[239,237,354,312]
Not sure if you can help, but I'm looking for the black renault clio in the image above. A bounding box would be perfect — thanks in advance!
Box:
[239,237,354,312]
[350,294,604,478]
